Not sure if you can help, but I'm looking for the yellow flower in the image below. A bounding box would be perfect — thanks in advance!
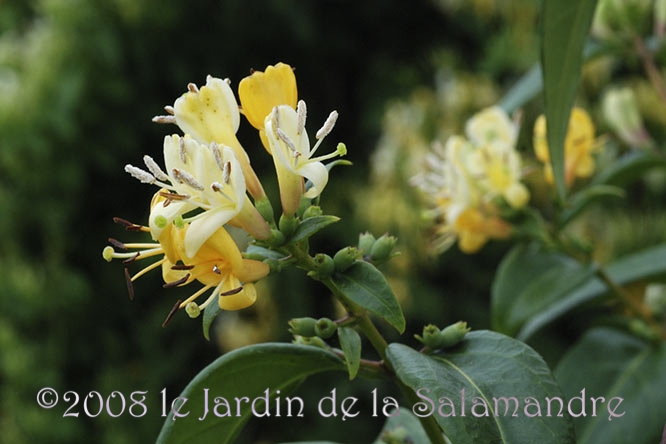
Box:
[264,102,346,215]
[124,136,270,258]
[533,107,596,188]
[170,75,265,199]
[453,207,512,253]
[465,105,518,148]
[238,62,297,152]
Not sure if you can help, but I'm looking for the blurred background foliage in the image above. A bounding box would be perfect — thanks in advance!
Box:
[3,0,664,442]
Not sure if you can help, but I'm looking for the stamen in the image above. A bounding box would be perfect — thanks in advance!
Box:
[316,111,338,140]
[112,217,148,232]
[143,155,169,182]
[122,252,141,265]
[125,164,156,184]
[271,107,280,138]
[152,115,177,124]
[277,128,298,154]
[178,284,214,308]
[220,286,243,296]
[179,137,187,163]
[223,161,231,184]
[108,238,126,250]
[131,257,167,281]
[187,83,199,93]
[124,268,135,300]
[213,264,221,274]
[158,191,191,202]
[172,168,204,190]
[210,142,225,171]
[162,299,183,327]
[171,264,195,270]
[210,182,233,201]
[163,273,191,288]
[223,78,231,85]
[297,100,307,135]
[164,105,175,115]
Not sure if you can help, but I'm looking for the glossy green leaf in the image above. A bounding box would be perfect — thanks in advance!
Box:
[202,299,221,341]
[558,184,625,228]
[245,244,288,261]
[591,151,666,187]
[290,215,340,244]
[387,331,575,444]
[372,407,430,444]
[331,261,405,333]
[555,328,666,444]
[541,0,598,198]
[518,243,666,341]
[156,343,346,444]
[337,326,361,380]
[492,244,597,336]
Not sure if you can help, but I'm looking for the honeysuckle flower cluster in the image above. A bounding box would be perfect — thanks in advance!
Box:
[412,106,529,254]
[103,62,346,323]
[533,107,597,188]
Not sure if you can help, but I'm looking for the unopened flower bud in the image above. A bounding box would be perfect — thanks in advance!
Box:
[333,247,360,272]
[415,324,443,349]
[628,318,660,341]
[645,283,666,316]
[602,87,652,147]
[268,229,285,247]
[302,205,323,219]
[279,214,299,238]
[438,321,471,348]
[293,335,328,348]
[288,317,318,337]
[255,197,275,225]
[357,232,377,255]
[370,234,397,262]
[311,253,335,279]
[314,317,338,339]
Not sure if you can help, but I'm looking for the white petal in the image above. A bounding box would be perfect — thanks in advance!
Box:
[299,161,329,198]
[184,207,238,258]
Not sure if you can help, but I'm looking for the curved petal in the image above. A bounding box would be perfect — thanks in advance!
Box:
[149,199,195,240]
[184,207,239,258]
[236,259,270,282]
[219,280,257,311]
[238,62,297,130]
[299,161,329,198]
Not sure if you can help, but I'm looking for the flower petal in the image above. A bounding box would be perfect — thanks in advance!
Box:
[184,207,240,258]
[239,62,297,130]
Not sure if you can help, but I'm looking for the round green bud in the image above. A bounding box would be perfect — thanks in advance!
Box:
[288,317,318,337]
[185,302,201,319]
[302,205,323,219]
[255,197,275,224]
[314,317,338,339]
[333,247,359,272]
[312,253,335,279]
[268,229,285,247]
[279,214,299,238]
[418,324,443,349]
[102,246,115,262]
[370,234,397,261]
[438,321,471,348]
[380,425,409,444]
[357,232,377,255]
[293,335,327,348]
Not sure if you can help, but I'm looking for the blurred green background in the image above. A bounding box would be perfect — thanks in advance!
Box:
[0,0,560,442]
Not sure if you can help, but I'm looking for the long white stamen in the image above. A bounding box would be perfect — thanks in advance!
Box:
[143,155,169,182]
[173,168,204,190]
[297,100,307,135]
[316,110,338,140]
[125,164,156,184]
[211,182,233,201]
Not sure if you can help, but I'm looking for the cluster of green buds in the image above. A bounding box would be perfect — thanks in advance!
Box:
[415,321,471,350]
[289,317,338,345]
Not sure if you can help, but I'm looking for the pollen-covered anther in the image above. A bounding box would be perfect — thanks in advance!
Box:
[297,100,307,135]
[271,107,280,137]
[143,155,169,182]
[164,105,175,115]
[220,286,244,296]
[112,217,146,232]
[163,273,190,288]
[125,164,156,184]
[172,168,204,190]
[124,267,135,300]
[108,238,127,250]
[277,128,298,153]
[179,137,187,163]
[187,83,199,94]
[222,161,231,184]
[210,142,225,171]
[162,299,183,328]
[152,115,176,124]
[316,111,338,139]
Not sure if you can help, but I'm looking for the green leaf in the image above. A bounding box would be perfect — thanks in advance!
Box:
[156,343,346,444]
[245,244,288,261]
[555,327,666,444]
[387,331,575,444]
[337,326,361,380]
[331,261,405,333]
[558,184,625,228]
[202,299,221,341]
[591,151,666,187]
[289,215,340,244]
[491,244,597,336]
[541,0,598,198]
[372,407,430,444]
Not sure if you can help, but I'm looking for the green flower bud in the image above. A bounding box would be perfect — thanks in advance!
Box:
[264,258,282,273]
[438,321,471,348]
[296,196,312,218]
[357,232,377,255]
[415,324,443,349]
[370,233,397,262]
[602,87,651,148]
[288,317,318,337]
[255,197,275,225]
[628,318,660,341]
[293,335,328,348]
[333,247,360,272]
[314,317,338,339]
[311,253,335,279]
[302,205,323,219]
[279,214,299,238]
[268,229,286,247]
[645,283,666,316]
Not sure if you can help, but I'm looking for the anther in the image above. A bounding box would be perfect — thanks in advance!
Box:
[162,299,183,328]
[179,137,187,163]
[223,161,231,184]
[158,191,190,202]
[220,286,243,296]
[164,105,175,115]
[152,115,177,124]
[112,217,144,232]
[125,164,156,184]
[210,142,225,171]
[122,252,140,265]
[108,238,127,250]
[124,268,135,301]
[316,111,339,139]
[163,273,190,288]
[172,168,204,190]
[277,128,298,153]
[143,155,169,182]
[297,100,307,135]
[187,83,199,93]
[171,264,195,271]
[213,264,221,274]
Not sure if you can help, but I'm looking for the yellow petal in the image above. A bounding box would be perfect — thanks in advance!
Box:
[219,280,257,310]
[239,63,297,130]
